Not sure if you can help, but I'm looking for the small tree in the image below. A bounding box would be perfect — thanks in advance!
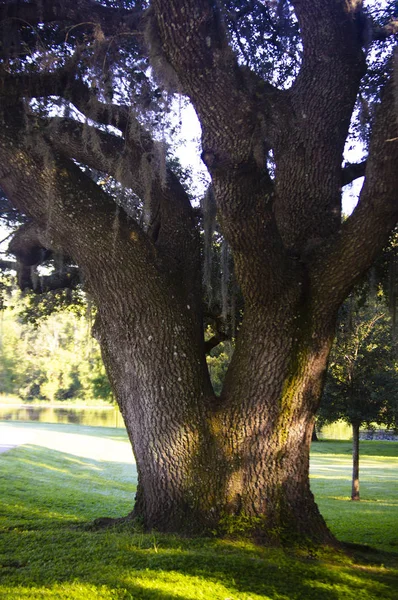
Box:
[320,292,398,500]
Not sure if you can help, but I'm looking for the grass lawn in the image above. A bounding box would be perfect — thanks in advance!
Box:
[0,421,397,599]
[310,440,398,552]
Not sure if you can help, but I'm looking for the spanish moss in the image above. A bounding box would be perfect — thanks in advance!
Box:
[201,185,217,306]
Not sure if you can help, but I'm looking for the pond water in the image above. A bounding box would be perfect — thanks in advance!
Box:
[0,404,125,429]
[0,406,371,440]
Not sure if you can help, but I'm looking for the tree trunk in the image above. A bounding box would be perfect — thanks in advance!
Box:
[95,291,336,544]
[351,422,360,501]
[91,272,222,534]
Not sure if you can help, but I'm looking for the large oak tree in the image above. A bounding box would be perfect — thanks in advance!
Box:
[0,0,397,544]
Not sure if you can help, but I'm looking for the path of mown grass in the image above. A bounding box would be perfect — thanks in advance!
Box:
[0,421,397,600]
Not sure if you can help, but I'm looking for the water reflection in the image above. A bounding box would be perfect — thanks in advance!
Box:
[0,405,124,428]
[0,409,362,439]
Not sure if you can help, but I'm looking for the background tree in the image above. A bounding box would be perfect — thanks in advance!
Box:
[0,281,112,403]
[319,290,398,501]
[0,0,397,544]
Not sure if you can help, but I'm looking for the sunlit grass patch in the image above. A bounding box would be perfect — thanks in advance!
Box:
[0,425,137,529]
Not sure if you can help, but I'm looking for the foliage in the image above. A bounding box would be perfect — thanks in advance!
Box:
[0,287,112,403]
[223,0,302,85]
[0,188,25,229]
[372,228,398,328]
[205,326,233,395]
[206,345,232,396]
[0,421,397,599]
[319,289,398,430]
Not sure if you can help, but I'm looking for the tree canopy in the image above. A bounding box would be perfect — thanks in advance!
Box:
[321,291,398,431]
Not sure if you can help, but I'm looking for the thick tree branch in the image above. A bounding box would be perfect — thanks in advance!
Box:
[203,312,229,354]
[0,67,201,301]
[0,114,155,280]
[151,0,281,167]
[0,0,142,41]
[0,68,132,133]
[7,221,81,293]
[0,106,202,312]
[312,67,398,312]
[41,116,201,303]
[289,0,365,121]
[0,258,15,270]
[204,332,227,355]
[272,0,366,253]
[291,0,365,86]
[8,221,51,266]
[342,161,367,187]
[373,19,398,42]
[0,58,202,303]
[0,70,68,105]
[7,221,54,290]
[21,266,80,294]
[59,75,133,134]
[43,117,148,196]
[151,1,292,303]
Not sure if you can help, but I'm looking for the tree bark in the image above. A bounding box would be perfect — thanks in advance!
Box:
[351,422,360,501]
[101,296,335,542]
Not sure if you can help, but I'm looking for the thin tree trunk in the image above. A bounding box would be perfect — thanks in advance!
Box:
[351,422,360,501]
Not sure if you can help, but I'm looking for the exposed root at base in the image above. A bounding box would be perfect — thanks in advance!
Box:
[87,511,139,531]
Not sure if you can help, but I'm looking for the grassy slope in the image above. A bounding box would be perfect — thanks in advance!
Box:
[0,421,397,600]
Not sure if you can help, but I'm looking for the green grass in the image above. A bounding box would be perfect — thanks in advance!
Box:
[310,439,398,552]
[0,422,397,599]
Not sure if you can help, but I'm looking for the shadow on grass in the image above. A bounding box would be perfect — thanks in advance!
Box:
[0,438,397,599]
[1,523,398,600]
